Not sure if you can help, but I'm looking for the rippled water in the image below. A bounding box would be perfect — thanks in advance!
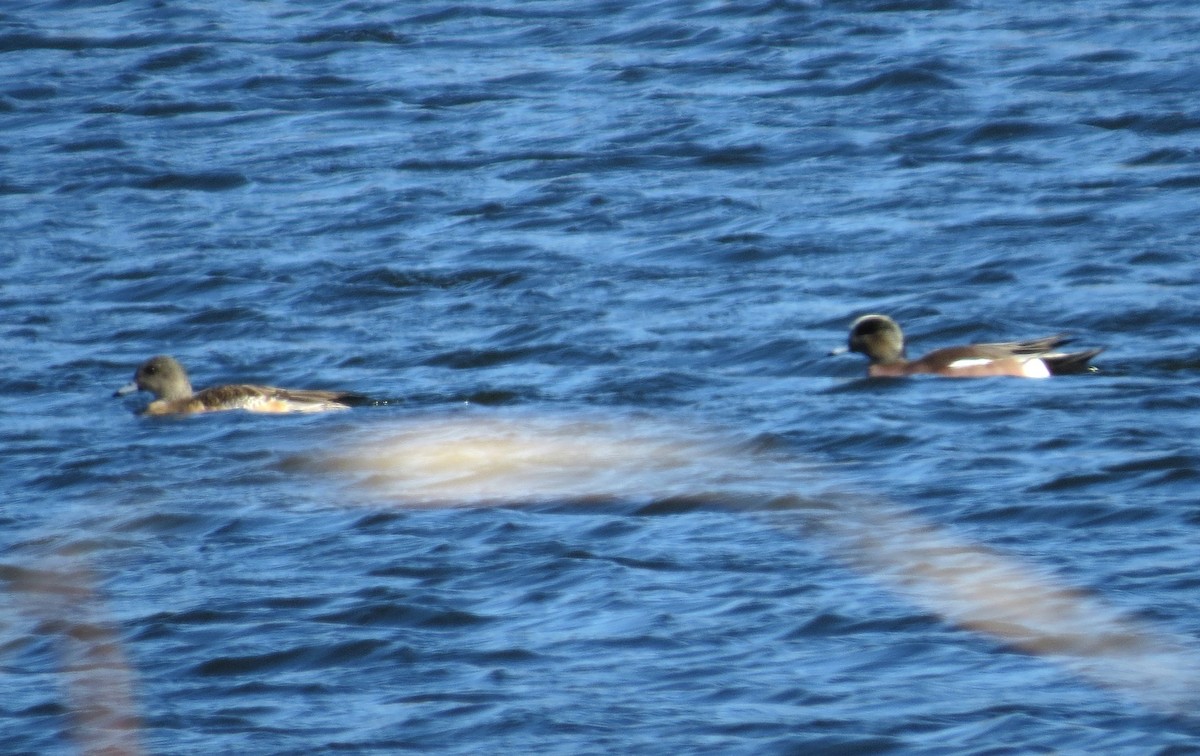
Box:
[5,1,1200,753]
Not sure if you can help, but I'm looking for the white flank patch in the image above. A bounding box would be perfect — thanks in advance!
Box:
[1021,358,1051,378]
[945,357,1052,378]
[946,358,993,370]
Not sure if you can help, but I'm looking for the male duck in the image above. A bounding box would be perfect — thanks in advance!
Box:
[836,314,1102,378]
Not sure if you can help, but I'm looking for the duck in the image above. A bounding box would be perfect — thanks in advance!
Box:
[114,355,365,415]
[835,314,1103,378]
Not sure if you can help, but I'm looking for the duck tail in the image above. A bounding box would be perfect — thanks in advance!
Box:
[1043,348,1104,375]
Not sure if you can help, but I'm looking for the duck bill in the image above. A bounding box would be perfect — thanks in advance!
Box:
[113,381,139,398]
[828,346,849,357]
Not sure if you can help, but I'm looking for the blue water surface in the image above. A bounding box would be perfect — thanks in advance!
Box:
[4,1,1200,753]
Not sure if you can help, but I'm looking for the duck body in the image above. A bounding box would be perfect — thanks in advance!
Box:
[115,355,363,415]
[842,314,1103,379]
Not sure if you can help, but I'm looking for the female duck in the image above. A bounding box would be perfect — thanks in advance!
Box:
[115,355,364,415]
